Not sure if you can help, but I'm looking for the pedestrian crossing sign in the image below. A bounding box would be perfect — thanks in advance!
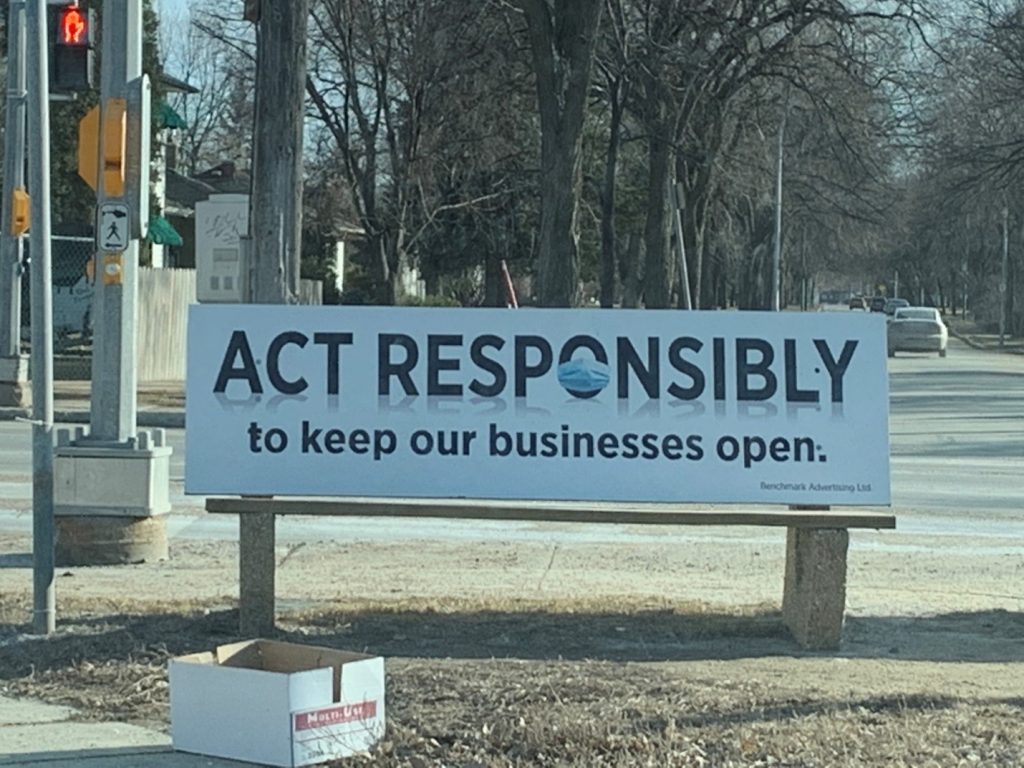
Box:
[99,202,130,252]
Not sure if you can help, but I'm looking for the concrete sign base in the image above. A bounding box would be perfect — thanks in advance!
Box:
[782,527,849,650]
[54,428,172,517]
[53,427,172,565]
[55,514,168,566]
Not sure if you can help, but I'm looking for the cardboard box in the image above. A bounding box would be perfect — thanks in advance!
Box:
[170,639,385,766]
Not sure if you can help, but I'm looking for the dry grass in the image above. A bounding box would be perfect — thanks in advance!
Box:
[0,594,1021,767]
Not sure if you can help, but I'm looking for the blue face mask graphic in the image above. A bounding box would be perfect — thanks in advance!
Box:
[557,358,610,399]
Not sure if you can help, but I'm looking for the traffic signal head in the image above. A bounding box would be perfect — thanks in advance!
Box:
[51,4,95,93]
[59,6,89,45]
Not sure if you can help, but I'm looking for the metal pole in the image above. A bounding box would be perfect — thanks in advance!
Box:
[672,181,692,310]
[771,90,790,312]
[89,0,141,444]
[1000,205,1008,349]
[500,259,518,308]
[1,0,27,359]
[26,0,54,635]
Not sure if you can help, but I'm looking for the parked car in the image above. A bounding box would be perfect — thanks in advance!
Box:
[887,306,948,358]
[849,295,867,310]
[883,298,910,317]
[869,296,887,313]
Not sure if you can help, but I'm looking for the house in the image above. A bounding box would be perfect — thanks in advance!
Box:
[163,162,250,269]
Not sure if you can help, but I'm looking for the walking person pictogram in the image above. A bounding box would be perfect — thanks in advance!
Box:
[99,203,130,252]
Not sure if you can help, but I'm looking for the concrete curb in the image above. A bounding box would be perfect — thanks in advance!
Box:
[0,408,184,428]
[949,328,981,349]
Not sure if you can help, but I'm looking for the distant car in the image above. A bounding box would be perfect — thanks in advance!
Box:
[883,298,910,317]
[869,296,887,313]
[849,296,867,310]
[887,307,948,358]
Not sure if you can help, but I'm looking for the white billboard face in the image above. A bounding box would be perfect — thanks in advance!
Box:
[186,306,891,506]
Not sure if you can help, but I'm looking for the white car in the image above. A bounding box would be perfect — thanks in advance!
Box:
[887,307,948,358]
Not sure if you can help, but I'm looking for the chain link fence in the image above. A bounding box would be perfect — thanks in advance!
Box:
[20,235,95,380]
[18,238,315,384]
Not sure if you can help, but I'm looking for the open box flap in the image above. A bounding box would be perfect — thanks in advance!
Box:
[214,639,374,700]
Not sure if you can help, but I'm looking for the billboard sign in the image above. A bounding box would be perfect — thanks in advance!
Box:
[186,305,891,506]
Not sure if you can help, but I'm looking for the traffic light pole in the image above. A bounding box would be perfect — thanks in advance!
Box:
[89,0,140,443]
[53,0,170,566]
[0,0,30,408]
[26,0,55,635]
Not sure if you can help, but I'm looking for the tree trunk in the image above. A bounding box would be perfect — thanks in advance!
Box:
[620,232,642,308]
[367,233,391,305]
[536,144,581,306]
[519,0,603,308]
[676,159,715,309]
[599,77,624,308]
[643,129,672,308]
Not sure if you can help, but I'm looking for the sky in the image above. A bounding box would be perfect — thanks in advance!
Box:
[157,0,189,15]
[157,0,192,41]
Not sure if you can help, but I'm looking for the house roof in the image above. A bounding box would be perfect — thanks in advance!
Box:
[160,72,200,95]
[166,169,217,210]
[165,162,254,214]
[194,162,251,194]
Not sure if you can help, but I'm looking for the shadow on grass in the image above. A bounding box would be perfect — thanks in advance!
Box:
[0,604,1021,682]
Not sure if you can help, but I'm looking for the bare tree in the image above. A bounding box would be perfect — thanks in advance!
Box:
[163,3,254,174]
[514,0,604,307]
[623,0,921,308]
[307,0,513,304]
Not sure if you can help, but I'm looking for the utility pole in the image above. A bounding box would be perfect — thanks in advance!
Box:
[238,0,310,636]
[0,0,30,408]
[248,0,308,304]
[53,0,171,565]
[25,0,54,634]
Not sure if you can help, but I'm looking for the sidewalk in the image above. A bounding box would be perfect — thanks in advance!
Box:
[946,315,1024,354]
[0,695,252,767]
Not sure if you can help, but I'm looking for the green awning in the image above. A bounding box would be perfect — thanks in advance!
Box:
[147,214,183,246]
[157,101,188,130]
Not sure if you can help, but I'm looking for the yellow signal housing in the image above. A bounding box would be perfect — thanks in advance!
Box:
[10,187,30,235]
[77,105,100,191]
[101,98,127,198]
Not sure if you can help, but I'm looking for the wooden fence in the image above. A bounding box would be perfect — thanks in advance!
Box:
[138,267,196,382]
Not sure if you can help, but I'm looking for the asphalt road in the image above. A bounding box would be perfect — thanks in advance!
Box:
[0,338,1021,545]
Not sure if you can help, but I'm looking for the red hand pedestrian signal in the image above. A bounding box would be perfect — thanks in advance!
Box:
[59,7,87,46]
[51,4,94,92]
